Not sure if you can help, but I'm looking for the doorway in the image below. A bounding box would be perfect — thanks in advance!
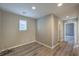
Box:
[64,19,77,46]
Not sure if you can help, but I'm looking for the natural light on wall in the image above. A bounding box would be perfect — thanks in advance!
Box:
[19,20,27,31]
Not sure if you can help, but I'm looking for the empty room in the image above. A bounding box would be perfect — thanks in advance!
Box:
[0,3,79,56]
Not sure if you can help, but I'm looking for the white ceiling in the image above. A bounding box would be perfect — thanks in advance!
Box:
[0,3,79,19]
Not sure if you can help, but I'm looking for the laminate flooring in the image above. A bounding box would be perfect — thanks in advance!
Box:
[0,42,79,56]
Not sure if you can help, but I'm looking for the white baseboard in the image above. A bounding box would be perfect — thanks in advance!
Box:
[0,40,60,53]
[36,41,52,49]
[52,43,60,49]
[36,41,60,49]
[0,40,35,53]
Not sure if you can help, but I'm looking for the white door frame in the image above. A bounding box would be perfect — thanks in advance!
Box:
[64,19,77,46]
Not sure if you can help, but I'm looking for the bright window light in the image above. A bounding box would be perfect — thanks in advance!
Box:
[19,20,27,31]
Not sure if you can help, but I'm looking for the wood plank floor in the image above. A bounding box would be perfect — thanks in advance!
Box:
[0,42,79,56]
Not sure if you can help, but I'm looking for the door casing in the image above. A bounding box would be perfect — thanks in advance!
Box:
[64,19,77,46]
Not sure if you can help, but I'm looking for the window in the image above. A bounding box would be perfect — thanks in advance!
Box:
[19,20,27,31]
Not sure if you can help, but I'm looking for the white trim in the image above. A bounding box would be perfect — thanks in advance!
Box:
[52,43,60,49]
[0,40,60,53]
[36,41,52,49]
[36,41,59,49]
[0,40,35,53]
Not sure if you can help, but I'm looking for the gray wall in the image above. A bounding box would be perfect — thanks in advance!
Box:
[36,15,52,47]
[36,14,59,47]
[0,11,3,51]
[53,15,59,45]
[0,11,36,51]
[0,10,64,51]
